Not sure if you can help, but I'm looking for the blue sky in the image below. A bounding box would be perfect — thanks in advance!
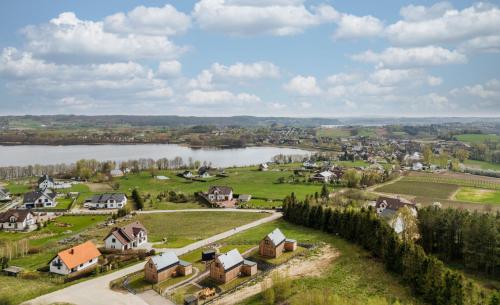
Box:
[0,0,499,116]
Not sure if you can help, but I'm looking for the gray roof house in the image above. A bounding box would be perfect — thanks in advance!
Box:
[22,190,57,209]
[84,193,127,209]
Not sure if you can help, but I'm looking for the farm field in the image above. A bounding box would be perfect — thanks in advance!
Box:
[464,159,500,171]
[375,180,459,199]
[455,133,500,144]
[454,187,500,204]
[316,127,351,138]
[404,172,500,190]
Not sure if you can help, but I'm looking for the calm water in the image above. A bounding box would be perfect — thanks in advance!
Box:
[0,144,311,167]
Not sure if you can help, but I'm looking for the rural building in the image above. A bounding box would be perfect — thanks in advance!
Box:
[84,193,127,209]
[0,187,11,201]
[22,190,57,208]
[207,186,233,202]
[182,171,194,179]
[375,196,417,234]
[110,169,124,177]
[412,162,424,171]
[303,160,317,169]
[238,194,252,203]
[259,228,297,258]
[259,163,269,171]
[0,209,35,231]
[209,249,257,284]
[38,174,55,190]
[104,221,148,250]
[312,171,335,183]
[144,252,192,284]
[49,241,101,275]
[202,249,216,262]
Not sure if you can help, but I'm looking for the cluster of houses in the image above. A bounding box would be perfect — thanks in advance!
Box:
[143,228,296,288]
[181,166,213,179]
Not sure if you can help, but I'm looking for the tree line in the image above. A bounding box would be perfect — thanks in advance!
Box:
[282,194,497,305]
[418,207,499,277]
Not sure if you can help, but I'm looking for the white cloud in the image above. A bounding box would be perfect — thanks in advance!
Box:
[300,102,312,108]
[459,35,500,53]
[427,76,443,86]
[450,79,500,99]
[284,75,322,96]
[386,3,500,46]
[326,73,361,85]
[210,61,280,79]
[22,12,185,62]
[104,4,191,36]
[157,60,182,78]
[192,0,337,36]
[352,46,466,68]
[185,89,261,105]
[334,14,384,39]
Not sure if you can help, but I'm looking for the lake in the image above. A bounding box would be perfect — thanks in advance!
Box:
[0,144,311,167]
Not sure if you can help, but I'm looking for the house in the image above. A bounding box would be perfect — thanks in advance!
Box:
[182,171,194,179]
[144,252,192,284]
[22,190,57,208]
[84,193,127,209]
[312,171,334,183]
[207,186,233,202]
[259,163,269,171]
[104,221,148,251]
[375,196,417,234]
[209,249,257,284]
[259,228,297,258]
[110,169,124,177]
[0,188,11,201]
[0,209,35,231]
[238,194,252,203]
[49,241,101,275]
[412,162,424,171]
[303,160,317,169]
[38,174,54,190]
[198,166,211,178]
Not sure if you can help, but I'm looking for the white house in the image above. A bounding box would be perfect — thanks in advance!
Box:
[0,209,35,231]
[84,193,127,209]
[412,162,424,171]
[312,171,334,183]
[182,171,194,179]
[104,221,148,251]
[207,186,233,202]
[38,174,55,190]
[259,163,269,171]
[49,241,101,275]
[22,190,57,209]
[110,169,124,177]
[375,197,417,234]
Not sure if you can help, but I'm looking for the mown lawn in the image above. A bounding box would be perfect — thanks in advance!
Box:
[375,180,458,199]
[464,159,500,171]
[455,187,500,204]
[118,167,327,202]
[135,211,268,244]
[455,133,500,144]
[220,220,425,305]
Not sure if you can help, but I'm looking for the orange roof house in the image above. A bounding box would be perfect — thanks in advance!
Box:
[49,241,101,275]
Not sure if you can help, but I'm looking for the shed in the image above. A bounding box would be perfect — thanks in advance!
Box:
[3,266,23,276]
[184,295,198,305]
[202,249,216,261]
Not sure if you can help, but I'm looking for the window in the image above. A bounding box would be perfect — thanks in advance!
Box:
[80,263,83,267]
[112,238,116,243]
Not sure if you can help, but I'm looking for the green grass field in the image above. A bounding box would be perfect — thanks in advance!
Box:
[118,166,327,202]
[135,211,268,245]
[375,180,459,199]
[455,187,500,204]
[405,172,500,190]
[316,127,351,138]
[455,133,500,144]
[464,160,500,171]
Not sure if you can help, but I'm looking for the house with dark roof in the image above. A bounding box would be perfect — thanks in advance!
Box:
[0,209,35,231]
[207,186,233,202]
[49,241,101,275]
[144,252,192,284]
[259,228,297,258]
[38,174,55,190]
[375,196,417,234]
[84,193,127,209]
[209,249,257,283]
[22,190,57,209]
[103,221,147,251]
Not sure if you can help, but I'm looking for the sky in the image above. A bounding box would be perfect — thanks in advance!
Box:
[0,0,499,117]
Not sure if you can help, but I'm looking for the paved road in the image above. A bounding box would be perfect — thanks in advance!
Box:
[25,211,282,305]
